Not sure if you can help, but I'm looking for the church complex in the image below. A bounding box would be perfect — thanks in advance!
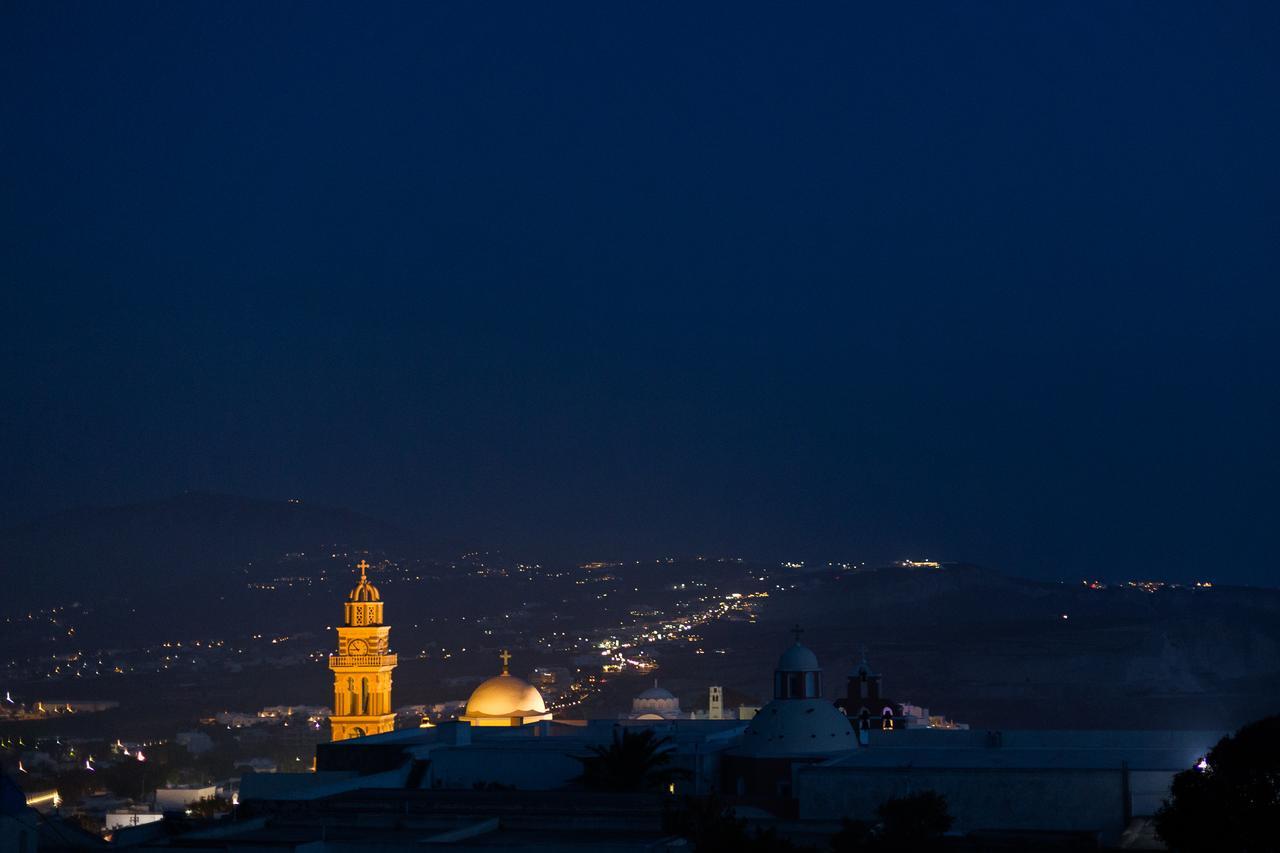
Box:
[168,561,1227,848]
[325,562,948,742]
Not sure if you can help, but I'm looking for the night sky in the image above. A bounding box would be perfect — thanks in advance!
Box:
[3,3,1278,583]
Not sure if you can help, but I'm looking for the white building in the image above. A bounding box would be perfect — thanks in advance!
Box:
[154,785,216,811]
[105,811,164,830]
[793,727,1224,846]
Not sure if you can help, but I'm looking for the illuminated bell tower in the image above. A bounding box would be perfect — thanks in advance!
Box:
[328,560,397,741]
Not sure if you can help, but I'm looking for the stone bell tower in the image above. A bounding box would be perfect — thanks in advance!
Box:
[328,560,397,741]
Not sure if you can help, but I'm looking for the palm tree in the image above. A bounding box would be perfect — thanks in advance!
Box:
[576,727,690,792]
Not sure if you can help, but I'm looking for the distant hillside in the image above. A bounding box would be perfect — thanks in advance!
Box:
[0,492,414,609]
[683,562,1280,729]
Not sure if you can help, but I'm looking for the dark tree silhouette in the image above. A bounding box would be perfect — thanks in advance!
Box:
[830,791,954,852]
[1154,714,1280,852]
[576,727,689,792]
[877,790,953,846]
[188,795,232,818]
[829,817,876,852]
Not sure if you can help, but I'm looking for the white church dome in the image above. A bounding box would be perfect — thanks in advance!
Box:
[734,632,855,756]
[738,698,856,755]
[630,683,682,719]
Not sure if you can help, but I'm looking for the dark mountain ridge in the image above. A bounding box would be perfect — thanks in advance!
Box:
[0,491,417,609]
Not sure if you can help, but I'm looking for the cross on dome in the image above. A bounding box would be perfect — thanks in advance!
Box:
[347,560,382,602]
[499,649,512,674]
[790,624,805,642]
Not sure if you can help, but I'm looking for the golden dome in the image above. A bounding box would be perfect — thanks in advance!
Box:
[349,559,381,602]
[464,673,548,718]
[349,581,380,602]
[461,651,550,724]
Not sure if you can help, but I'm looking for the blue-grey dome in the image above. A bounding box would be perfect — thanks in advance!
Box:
[776,643,820,672]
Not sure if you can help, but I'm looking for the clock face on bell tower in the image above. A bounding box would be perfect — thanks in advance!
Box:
[348,639,368,656]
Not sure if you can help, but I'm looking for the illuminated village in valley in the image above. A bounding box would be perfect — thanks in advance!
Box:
[3,555,1256,851]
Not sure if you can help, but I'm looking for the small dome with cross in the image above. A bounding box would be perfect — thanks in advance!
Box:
[776,625,820,672]
[349,559,381,602]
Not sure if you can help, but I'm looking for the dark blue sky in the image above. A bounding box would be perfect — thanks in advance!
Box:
[3,3,1277,582]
